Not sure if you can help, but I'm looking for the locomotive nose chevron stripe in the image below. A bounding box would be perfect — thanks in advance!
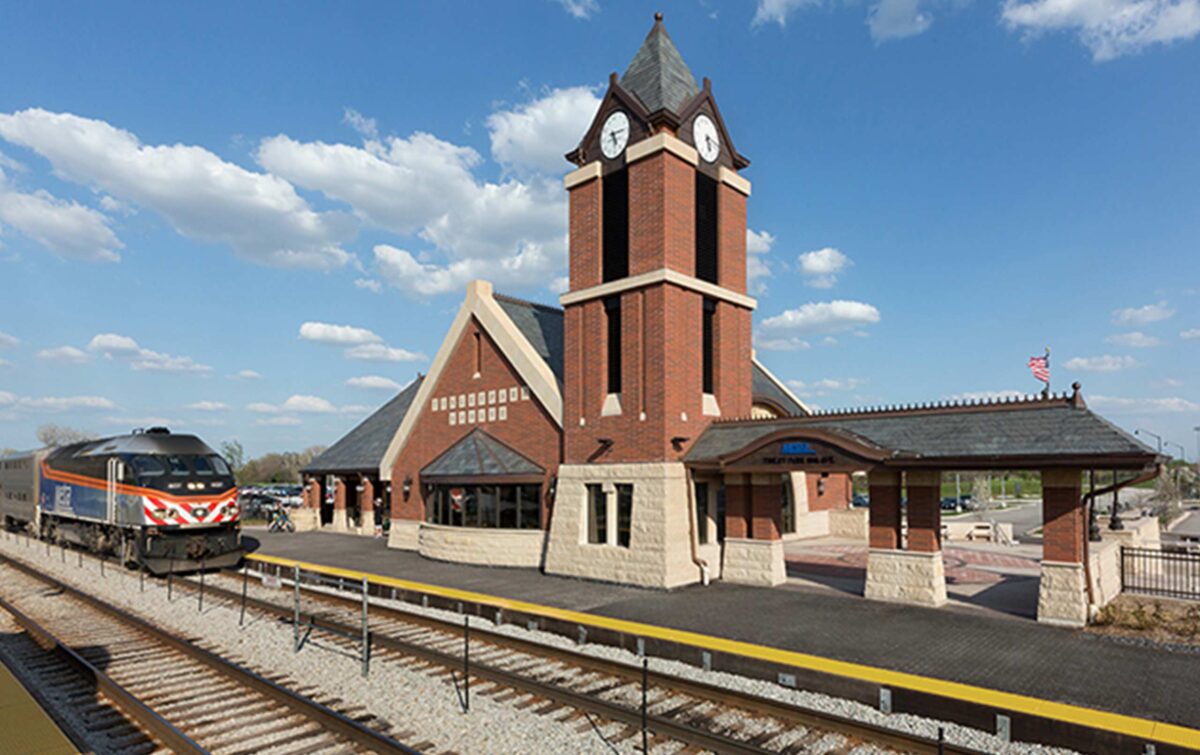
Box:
[143,493,238,526]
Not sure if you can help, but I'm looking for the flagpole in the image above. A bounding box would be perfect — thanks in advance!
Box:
[1043,346,1050,398]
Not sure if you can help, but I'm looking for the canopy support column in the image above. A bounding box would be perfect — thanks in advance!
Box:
[332,477,349,532]
[358,478,376,537]
[1038,469,1088,627]
[865,469,946,606]
[292,477,321,531]
[722,474,786,586]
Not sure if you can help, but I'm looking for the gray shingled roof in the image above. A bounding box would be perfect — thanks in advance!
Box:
[620,16,700,115]
[302,377,423,475]
[495,294,564,384]
[421,428,544,479]
[751,362,808,417]
[686,400,1160,468]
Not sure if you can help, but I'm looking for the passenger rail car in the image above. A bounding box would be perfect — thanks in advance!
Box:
[0,428,242,573]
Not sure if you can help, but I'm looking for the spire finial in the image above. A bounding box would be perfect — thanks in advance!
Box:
[655,12,663,21]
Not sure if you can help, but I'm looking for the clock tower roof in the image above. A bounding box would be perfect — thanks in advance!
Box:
[619,13,700,116]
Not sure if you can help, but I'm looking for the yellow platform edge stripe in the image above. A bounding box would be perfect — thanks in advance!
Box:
[246,552,1200,748]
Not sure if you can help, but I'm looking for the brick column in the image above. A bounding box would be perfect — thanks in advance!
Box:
[358,478,375,537]
[332,477,349,532]
[868,470,902,549]
[749,475,782,541]
[723,475,749,539]
[906,470,942,552]
[1038,469,1088,627]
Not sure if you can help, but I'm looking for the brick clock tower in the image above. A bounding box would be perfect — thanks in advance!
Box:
[544,14,756,588]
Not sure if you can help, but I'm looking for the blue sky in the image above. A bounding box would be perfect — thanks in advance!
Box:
[1,0,1197,460]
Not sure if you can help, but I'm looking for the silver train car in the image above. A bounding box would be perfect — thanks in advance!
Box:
[0,428,242,573]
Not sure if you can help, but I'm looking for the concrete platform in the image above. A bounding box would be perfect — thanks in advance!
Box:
[0,657,76,755]
[246,529,1200,732]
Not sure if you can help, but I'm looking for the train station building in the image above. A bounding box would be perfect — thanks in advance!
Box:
[300,16,1162,627]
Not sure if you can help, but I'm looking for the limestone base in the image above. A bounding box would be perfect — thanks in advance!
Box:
[330,508,349,532]
[864,549,947,607]
[419,524,546,568]
[290,508,320,532]
[1038,561,1088,628]
[721,538,786,586]
[543,462,700,589]
[387,519,420,550]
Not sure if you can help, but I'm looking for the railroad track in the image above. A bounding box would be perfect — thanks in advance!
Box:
[177,562,984,755]
[0,553,418,755]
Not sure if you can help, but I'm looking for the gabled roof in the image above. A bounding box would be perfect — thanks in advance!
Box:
[751,359,809,416]
[421,428,545,480]
[303,377,423,475]
[494,294,564,384]
[620,14,700,115]
[686,390,1163,470]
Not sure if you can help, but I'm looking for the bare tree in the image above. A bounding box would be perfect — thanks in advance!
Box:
[218,439,245,471]
[37,424,96,448]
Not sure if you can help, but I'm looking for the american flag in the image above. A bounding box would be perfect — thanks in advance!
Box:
[1028,354,1050,384]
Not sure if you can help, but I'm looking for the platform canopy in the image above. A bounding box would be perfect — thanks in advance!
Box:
[421,428,545,484]
[685,387,1163,473]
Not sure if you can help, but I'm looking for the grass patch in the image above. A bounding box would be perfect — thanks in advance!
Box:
[1091,595,1200,646]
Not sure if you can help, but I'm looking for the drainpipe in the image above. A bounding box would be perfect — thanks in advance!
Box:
[1080,465,1161,608]
[684,467,710,586]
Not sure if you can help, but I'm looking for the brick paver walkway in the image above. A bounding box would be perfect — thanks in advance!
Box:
[786,545,1040,585]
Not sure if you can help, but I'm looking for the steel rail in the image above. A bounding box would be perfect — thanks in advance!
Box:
[0,553,419,755]
[0,593,207,755]
[211,565,981,755]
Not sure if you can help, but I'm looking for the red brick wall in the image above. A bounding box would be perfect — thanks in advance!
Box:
[906,482,941,552]
[725,478,749,539]
[717,182,747,294]
[1043,476,1084,563]
[391,316,562,527]
[751,482,783,540]
[869,476,902,549]
[806,473,853,512]
[569,178,601,291]
[628,151,695,278]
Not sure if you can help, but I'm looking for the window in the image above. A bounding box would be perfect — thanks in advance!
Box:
[602,168,629,282]
[477,485,497,528]
[694,482,709,545]
[702,298,716,394]
[210,456,231,476]
[474,331,482,375]
[695,171,719,283]
[616,484,633,548]
[605,296,622,394]
[427,484,542,529]
[498,486,518,528]
[519,485,540,529]
[587,484,606,544]
[167,456,190,476]
[716,484,726,542]
[130,455,165,478]
[192,455,214,476]
[781,476,796,535]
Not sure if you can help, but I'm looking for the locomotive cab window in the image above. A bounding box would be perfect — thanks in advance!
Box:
[167,456,190,475]
[210,456,231,476]
[192,456,215,475]
[131,455,166,477]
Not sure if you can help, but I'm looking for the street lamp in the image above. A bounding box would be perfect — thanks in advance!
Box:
[1135,428,1163,454]
[1166,441,1187,463]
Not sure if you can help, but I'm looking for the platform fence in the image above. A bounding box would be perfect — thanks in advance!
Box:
[1121,546,1200,600]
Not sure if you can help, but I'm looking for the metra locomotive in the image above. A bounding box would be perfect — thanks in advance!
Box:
[0,427,242,573]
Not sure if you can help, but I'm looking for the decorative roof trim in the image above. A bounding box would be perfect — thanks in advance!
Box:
[751,356,810,415]
[559,267,756,310]
[379,280,564,481]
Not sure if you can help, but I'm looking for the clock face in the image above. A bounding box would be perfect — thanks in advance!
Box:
[693,114,720,163]
[600,111,629,159]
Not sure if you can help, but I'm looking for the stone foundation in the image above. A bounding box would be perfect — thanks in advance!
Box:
[543,462,700,588]
[290,508,320,532]
[419,524,545,568]
[721,538,786,586]
[331,508,349,532]
[387,519,420,550]
[864,549,947,606]
[1038,561,1088,628]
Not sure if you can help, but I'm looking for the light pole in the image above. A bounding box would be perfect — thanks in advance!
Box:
[1193,426,1199,466]
[1135,429,1163,454]
[1166,441,1187,463]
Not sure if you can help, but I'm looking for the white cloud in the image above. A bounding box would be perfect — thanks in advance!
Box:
[0,109,353,270]
[98,195,134,215]
[186,401,228,411]
[557,0,599,19]
[754,335,812,351]
[1107,331,1161,347]
[0,359,9,368]
[344,341,427,363]
[1063,354,1137,372]
[945,389,1027,401]
[37,345,90,364]
[760,300,881,334]
[787,377,867,398]
[248,394,359,416]
[372,242,564,299]
[354,278,382,294]
[347,375,403,391]
[0,331,17,348]
[282,395,336,413]
[797,247,852,289]
[868,0,935,39]
[87,332,211,373]
[487,86,601,174]
[1089,395,1200,413]
[18,395,115,410]
[1002,0,1200,60]
[107,415,176,428]
[1181,328,1200,340]
[342,108,378,140]
[257,415,302,427]
[0,168,123,262]
[0,391,14,405]
[298,321,382,345]
[232,369,262,380]
[753,0,820,26]
[1113,301,1174,325]
[1155,377,1184,388]
[746,229,774,292]
[746,229,775,255]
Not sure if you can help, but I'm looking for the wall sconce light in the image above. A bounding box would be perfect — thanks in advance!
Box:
[671,436,690,451]
[817,478,826,496]
[548,476,557,500]
[402,476,413,501]
[597,438,613,448]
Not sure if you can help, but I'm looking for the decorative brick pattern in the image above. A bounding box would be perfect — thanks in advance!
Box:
[906,481,941,552]
[868,471,902,549]
[1042,472,1084,564]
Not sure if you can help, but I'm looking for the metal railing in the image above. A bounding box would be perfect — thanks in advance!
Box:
[1121,546,1200,600]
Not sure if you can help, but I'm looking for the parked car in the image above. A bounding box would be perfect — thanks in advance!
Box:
[941,496,963,512]
[851,494,869,508]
